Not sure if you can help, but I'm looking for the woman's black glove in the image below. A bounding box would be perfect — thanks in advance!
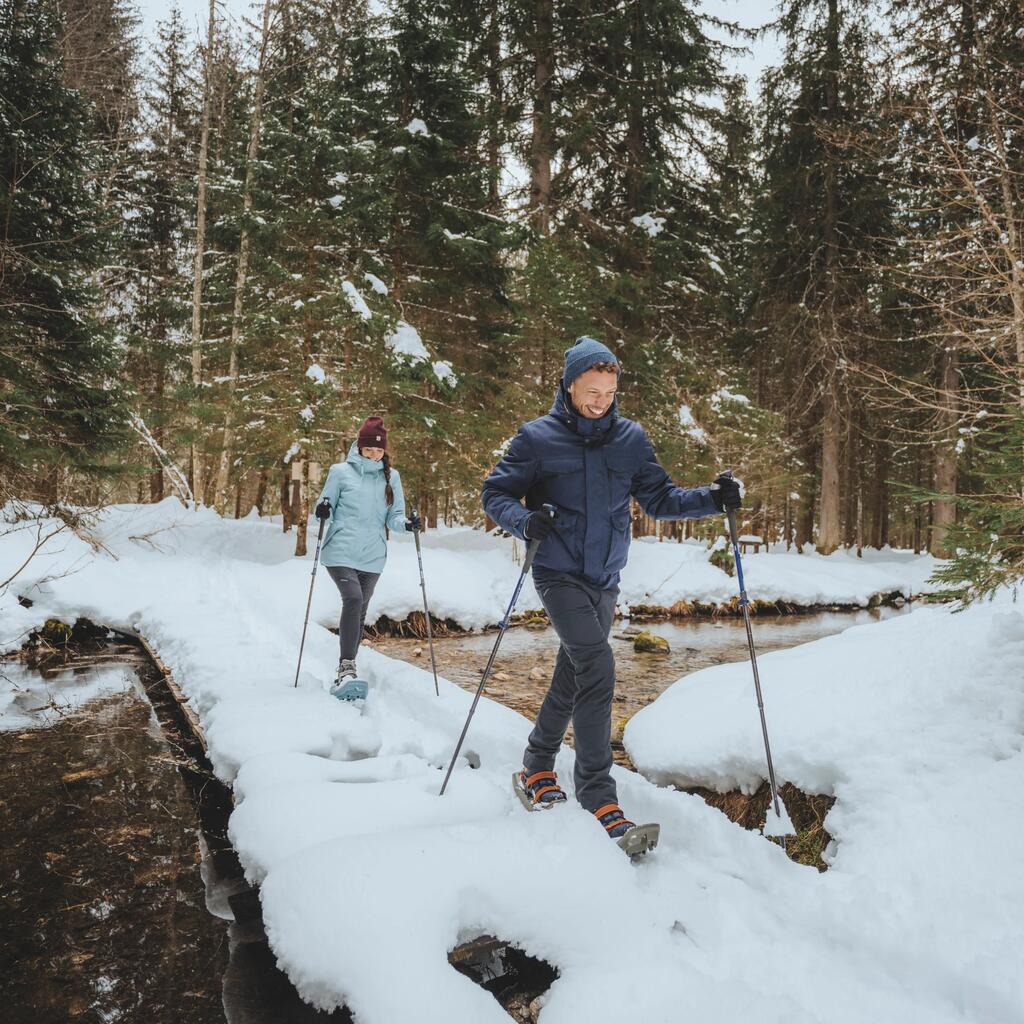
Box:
[314,498,332,521]
[710,473,743,512]
[405,511,423,532]
[523,509,555,541]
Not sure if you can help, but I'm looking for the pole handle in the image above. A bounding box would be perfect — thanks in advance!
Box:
[522,504,556,574]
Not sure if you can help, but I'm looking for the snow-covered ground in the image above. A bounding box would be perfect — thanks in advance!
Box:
[2,500,1019,1023]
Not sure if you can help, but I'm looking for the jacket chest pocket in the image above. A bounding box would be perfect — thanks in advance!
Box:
[606,453,635,510]
[538,455,583,506]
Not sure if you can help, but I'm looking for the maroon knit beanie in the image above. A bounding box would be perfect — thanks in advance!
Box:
[357,416,388,450]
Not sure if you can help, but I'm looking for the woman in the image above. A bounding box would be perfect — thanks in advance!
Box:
[314,416,420,699]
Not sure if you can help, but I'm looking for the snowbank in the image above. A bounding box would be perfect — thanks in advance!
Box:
[3,501,1017,1023]
[625,596,1024,1019]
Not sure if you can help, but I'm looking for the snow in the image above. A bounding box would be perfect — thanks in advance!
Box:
[678,404,708,444]
[624,597,1024,1020]
[711,386,751,408]
[385,319,430,364]
[405,118,430,137]
[3,501,1017,1023]
[341,280,372,320]
[432,360,458,387]
[305,363,326,384]
[282,442,301,465]
[364,272,388,295]
[630,212,666,237]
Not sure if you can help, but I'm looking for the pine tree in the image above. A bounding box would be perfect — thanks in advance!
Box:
[748,0,895,552]
[120,5,199,502]
[0,0,129,502]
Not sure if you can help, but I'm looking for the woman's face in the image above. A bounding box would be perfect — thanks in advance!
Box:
[361,446,385,462]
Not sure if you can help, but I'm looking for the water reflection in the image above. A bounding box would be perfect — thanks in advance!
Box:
[0,655,351,1024]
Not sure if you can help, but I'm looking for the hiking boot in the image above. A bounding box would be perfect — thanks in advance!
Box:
[335,659,357,684]
[513,769,568,811]
[593,803,635,840]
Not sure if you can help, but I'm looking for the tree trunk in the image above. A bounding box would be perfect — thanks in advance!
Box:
[254,467,268,516]
[816,0,843,555]
[214,0,274,512]
[529,0,553,234]
[818,386,842,553]
[931,345,959,555]
[294,460,309,557]
[797,443,817,550]
[871,439,889,549]
[281,471,291,531]
[190,0,216,500]
[485,0,502,211]
[625,0,645,215]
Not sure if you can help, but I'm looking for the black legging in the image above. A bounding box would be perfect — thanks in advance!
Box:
[326,565,380,661]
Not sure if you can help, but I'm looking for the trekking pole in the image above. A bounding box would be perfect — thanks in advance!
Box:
[439,504,555,796]
[293,514,327,688]
[721,474,783,821]
[410,509,440,697]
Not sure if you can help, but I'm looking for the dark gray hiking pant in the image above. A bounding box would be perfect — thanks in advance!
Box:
[326,565,380,662]
[523,572,618,812]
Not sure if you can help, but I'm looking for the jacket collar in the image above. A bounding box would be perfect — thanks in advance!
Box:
[550,381,618,445]
[347,441,385,475]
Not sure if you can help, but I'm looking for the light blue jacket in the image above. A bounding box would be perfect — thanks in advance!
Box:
[316,443,409,572]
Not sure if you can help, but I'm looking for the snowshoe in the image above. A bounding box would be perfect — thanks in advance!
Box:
[594,803,660,859]
[512,769,568,812]
[331,678,368,702]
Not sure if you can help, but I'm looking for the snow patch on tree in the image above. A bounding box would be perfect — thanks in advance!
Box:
[432,360,457,387]
[305,363,325,384]
[283,442,300,464]
[631,212,666,236]
[385,320,430,363]
[405,118,430,137]
[711,387,751,408]
[364,273,388,295]
[678,404,708,445]
[341,280,372,320]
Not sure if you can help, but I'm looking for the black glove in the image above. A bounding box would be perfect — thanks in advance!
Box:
[710,472,743,512]
[405,511,423,532]
[314,497,332,521]
[523,509,555,541]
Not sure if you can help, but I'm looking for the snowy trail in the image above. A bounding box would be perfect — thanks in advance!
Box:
[2,502,1019,1023]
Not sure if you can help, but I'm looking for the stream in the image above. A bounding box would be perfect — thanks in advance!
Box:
[0,646,350,1024]
[373,606,913,760]
[0,605,911,1022]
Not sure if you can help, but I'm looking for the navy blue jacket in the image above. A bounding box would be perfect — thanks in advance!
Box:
[482,385,719,587]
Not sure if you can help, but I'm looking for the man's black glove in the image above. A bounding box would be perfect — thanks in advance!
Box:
[523,509,555,541]
[314,498,332,521]
[710,472,743,512]
[405,511,423,532]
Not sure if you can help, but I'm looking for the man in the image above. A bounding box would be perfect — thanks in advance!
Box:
[482,336,741,842]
